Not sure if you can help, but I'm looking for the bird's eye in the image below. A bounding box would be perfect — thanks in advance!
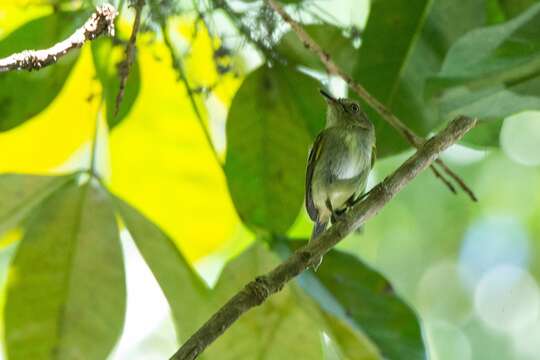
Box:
[350,103,360,113]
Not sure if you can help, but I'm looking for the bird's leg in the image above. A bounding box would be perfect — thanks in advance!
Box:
[331,208,347,224]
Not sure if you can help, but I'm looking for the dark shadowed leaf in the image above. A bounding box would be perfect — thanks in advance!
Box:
[112,195,212,341]
[0,11,87,131]
[225,65,325,234]
[4,179,125,360]
[498,0,539,17]
[353,0,488,157]
[430,3,540,146]
[0,173,72,235]
[91,38,141,129]
[276,242,426,360]
[278,25,357,73]
[207,245,379,360]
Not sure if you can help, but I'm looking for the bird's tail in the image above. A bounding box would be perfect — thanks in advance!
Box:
[311,219,328,241]
[310,219,327,271]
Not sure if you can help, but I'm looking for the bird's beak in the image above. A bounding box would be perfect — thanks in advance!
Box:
[320,89,338,104]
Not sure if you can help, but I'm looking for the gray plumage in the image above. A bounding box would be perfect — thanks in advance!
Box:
[306,90,376,244]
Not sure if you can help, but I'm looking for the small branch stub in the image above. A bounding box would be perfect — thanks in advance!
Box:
[0,4,117,73]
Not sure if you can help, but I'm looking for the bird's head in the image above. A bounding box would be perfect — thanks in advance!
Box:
[320,89,373,131]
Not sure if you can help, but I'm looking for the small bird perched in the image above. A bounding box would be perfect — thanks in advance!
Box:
[305,89,376,244]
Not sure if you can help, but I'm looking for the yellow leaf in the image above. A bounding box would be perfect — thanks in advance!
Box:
[109,38,242,262]
[0,48,99,174]
[0,2,47,38]
[177,17,243,104]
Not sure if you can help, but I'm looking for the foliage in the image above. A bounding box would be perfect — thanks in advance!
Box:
[1,0,539,359]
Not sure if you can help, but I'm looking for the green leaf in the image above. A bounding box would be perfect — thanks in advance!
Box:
[4,179,126,360]
[431,3,540,146]
[91,38,141,129]
[224,65,324,234]
[278,25,357,73]
[0,173,72,235]
[498,0,539,17]
[206,245,378,360]
[0,11,87,131]
[277,242,426,360]
[112,195,211,341]
[353,0,489,156]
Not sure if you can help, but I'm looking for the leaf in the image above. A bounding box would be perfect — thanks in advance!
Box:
[112,195,212,341]
[91,37,141,129]
[0,47,99,174]
[0,11,87,131]
[278,25,357,73]
[277,242,426,360]
[353,0,489,156]
[205,244,378,360]
[0,173,72,235]
[431,3,540,146]
[4,179,126,360]
[109,37,242,262]
[224,65,324,234]
[498,0,539,17]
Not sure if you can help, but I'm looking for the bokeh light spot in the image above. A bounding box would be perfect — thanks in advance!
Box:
[416,260,473,325]
[474,265,540,335]
[426,320,472,360]
[501,111,540,166]
[459,216,530,289]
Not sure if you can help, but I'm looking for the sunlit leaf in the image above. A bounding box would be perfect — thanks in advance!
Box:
[0,47,98,174]
[91,37,141,128]
[278,25,357,73]
[4,179,125,360]
[354,0,489,157]
[109,38,241,262]
[112,194,212,341]
[0,10,88,131]
[225,65,324,234]
[177,19,244,104]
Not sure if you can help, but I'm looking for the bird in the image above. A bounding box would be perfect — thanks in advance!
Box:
[305,89,376,249]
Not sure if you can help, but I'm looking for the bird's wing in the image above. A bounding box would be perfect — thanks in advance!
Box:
[306,132,325,221]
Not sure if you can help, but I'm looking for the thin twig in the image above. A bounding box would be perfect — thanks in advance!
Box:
[115,0,145,115]
[265,0,477,202]
[161,21,222,167]
[0,5,117,73]
[169,115,477,360]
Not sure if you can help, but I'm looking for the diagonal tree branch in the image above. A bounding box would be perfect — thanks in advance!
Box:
[0,4,117,73]
[169,115,477,360]
[115,0,145,115]
[265,0,477,202]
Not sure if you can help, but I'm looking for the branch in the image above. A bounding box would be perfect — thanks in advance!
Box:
[265,0,478,202]
[169,115,477,360]
[115,0,144,115]
[0,5,117,73]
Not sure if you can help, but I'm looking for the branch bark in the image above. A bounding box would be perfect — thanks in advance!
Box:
[115,0,144,115]
[0,4,117,73]
[169,115,477,360]
[265,0,477,202]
